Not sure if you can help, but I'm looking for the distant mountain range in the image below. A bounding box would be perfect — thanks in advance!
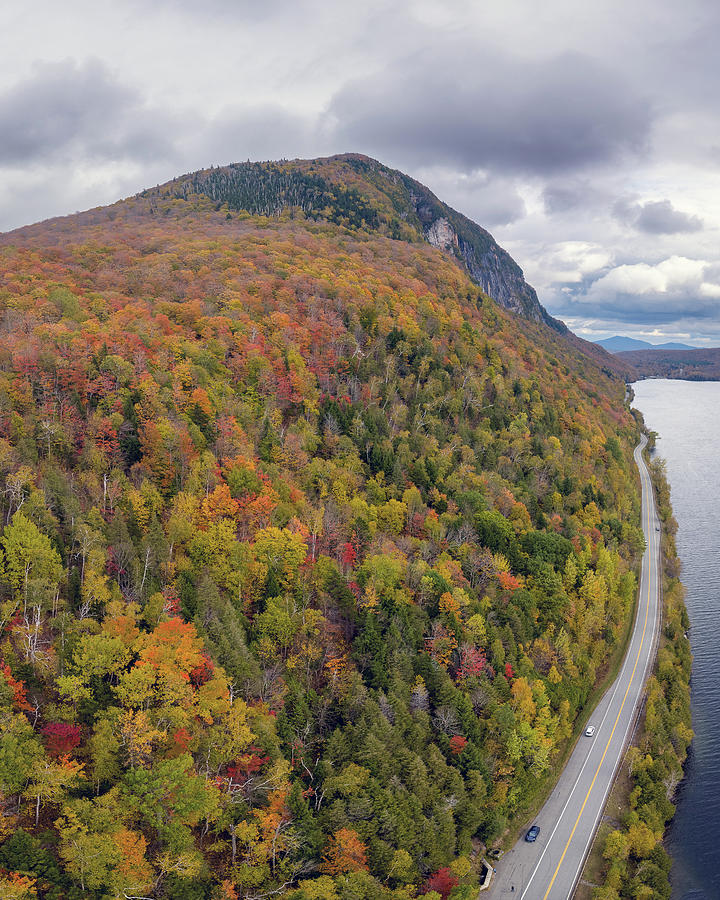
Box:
[595,335,696,353]
[596,336,720,381]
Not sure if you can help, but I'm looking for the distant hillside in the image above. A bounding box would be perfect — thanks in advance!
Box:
[620,346,720,379]
[596,335,695,353]
[143,154,567,331]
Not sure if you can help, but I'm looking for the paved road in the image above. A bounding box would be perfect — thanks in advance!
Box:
[487,436,662,900]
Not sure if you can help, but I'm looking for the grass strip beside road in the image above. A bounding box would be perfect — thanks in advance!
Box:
[501,549,641,848]
[574,445,692,898]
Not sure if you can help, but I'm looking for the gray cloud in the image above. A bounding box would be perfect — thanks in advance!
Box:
[197,104,321,167]
[128,0,306,19]
[466,184,526,227]
[543,185,587,214]
[636,200,703,234]
[542,181,612,215]
[328,47,651,176]
[613,197,703,234]
[0,59,177,167]
[557,292,720,325]
[551,289,720,340]
[414,167,527,227]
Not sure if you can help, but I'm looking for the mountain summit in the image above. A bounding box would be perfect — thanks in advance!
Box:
[0,149,649,898]
[141,153,565,332]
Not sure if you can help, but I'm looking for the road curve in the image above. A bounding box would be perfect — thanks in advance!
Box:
[486,436,662,899]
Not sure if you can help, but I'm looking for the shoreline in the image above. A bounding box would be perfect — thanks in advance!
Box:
[576,433,692,899]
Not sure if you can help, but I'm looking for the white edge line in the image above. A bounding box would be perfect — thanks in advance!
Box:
[564,448,661,900]
[521,440,659,899]
[564,444,661,898]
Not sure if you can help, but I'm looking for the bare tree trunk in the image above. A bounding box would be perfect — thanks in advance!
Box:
[139,548,151,595]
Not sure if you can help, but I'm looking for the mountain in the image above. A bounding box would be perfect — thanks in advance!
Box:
[596,336,656,353]
[10,153,632,383]
[596,335,695,353]
[655,341,696,350]
[620,345,720,379]
[0,156,646,898]
[142,154,566,331]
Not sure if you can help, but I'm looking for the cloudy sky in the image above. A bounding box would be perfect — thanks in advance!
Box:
[2,0,720,344]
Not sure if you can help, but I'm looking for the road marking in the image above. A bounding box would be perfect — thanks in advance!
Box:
[519,440,656,900]
[539,442,655,900]
[519,605,639,899]
[564,447,660,897]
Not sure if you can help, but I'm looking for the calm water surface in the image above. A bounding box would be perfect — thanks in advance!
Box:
[632,379,720,900]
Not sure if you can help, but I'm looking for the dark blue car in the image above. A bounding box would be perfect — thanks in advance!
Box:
[525,825,540,842]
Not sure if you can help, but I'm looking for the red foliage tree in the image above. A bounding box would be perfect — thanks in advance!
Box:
[422,867,458,899]
[0,662,30,711]
[226,747,270,787]
[42,722,81,758]
[409,511,426,538]
[189,653,215,686]
[161,585,182,617]
[497,571,520,592]
[341,542,357,571]
[456,646,486,682]
[171,727,192,753]
[94,417,120,457]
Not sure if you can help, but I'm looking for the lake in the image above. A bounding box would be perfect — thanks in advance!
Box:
[632,379,720,900]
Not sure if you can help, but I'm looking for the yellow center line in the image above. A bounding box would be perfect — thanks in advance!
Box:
[541,448,654,900]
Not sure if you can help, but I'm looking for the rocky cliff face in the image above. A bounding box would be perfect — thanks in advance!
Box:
[401,176,565,332]
[422,214,561,329]
[458,237,562,329]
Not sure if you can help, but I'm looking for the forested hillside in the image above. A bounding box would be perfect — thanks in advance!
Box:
[619,346,720,380]
[142,154,563,330]
[0,171,642,899]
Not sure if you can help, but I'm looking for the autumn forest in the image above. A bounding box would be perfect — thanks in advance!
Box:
[0,157,689,899]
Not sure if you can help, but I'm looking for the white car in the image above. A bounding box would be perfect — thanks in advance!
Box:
[585,725,596,737]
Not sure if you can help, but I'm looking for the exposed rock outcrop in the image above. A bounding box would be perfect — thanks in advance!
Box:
[425,217,458,252]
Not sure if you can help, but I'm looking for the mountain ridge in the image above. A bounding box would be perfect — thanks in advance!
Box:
[620,345,720,379]
[596,335,695,353]
[3,153,633,381]
[138,153,567,332]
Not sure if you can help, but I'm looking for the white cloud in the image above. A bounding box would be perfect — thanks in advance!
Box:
[591,264,666,295]
[548,241,614,282]
[588,256,706,297]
